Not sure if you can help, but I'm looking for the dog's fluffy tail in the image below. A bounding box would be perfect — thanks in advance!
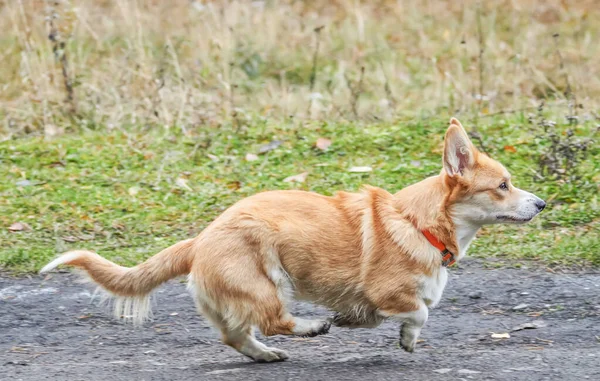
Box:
[40,239,195,324]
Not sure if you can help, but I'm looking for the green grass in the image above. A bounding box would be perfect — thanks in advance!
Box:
[1,116,599,273]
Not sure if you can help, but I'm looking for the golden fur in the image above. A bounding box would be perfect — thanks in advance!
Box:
[41,118,545,362]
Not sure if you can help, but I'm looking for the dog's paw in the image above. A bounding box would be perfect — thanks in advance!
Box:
[295,319,331,337]
[330,312,351,327]
[252,348,289,363]
[399,324,416,353]
[304,319,331,337]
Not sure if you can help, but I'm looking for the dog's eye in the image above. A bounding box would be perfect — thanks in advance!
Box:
[499,182,508,190]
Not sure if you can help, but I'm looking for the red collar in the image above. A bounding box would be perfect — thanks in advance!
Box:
[421,230,456,267]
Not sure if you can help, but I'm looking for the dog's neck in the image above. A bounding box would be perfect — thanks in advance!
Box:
[393,174,480,260]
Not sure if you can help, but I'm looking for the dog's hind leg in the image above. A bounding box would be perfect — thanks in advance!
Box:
[250,281,331,338]
[196,301,289,363]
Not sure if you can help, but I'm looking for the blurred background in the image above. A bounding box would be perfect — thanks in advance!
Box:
[0,1,598,271]
[1,0,599,133]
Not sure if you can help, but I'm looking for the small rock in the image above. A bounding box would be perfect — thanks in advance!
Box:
[258,140,282,154]
[206,368,244,375]
[512,303,529,311]
[433,368,453,374]
[468,291,482,299]
[458,369,481,375]
[16,179,32,187]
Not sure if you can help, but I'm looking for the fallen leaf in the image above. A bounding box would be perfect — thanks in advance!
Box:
[283,172,308,183]
[491,332,511,339]
[62,236,78,243]
[10,347,29,353]
[78,315,91,320]
[504,145,517,153]
[245,153,259,161]
[258,140,282,154]
[112,222,125,230]
[175,177,192,191]
[348,166,373,173]
[48,161,66,168]
[128,186,140,196]
[8,222,31,232]
[227,181,241,190]
[315,137,332,151]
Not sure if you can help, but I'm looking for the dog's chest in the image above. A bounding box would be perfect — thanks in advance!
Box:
[418,267,448,308]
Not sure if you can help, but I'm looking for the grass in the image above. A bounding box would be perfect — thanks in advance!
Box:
[1,115,599,273]
[1,1,600,137]
[0,1,599,272]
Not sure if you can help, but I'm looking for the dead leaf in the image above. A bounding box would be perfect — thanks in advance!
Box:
[112,221,125,231]
[48,161,66,168]
[10,347,30,353]
[62,236,78,243]
[245,153,259,162]
[283,172,308,183]
[491,332,511,339]
[227,181,241,190]
[128,186,140,196]
[78,315,91,320]
[504,145,517,153]
[348,166,373,173]
[258,140,282,154]
[8,222,31,232]
[175,177,192,191]
[315,137,332,151]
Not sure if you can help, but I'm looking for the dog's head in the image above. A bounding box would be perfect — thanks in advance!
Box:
[442,118,545,226]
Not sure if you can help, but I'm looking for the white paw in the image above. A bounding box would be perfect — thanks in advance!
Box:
[252,348,289,363]
[400,325,417,353]
[293,318,331,337]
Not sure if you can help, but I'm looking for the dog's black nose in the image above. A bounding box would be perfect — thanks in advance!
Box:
[536,200,546,211]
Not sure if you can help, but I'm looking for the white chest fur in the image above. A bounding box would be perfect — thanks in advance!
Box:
[418,267,448,308]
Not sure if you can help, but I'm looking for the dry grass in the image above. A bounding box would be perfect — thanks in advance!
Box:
[1,0,599,137]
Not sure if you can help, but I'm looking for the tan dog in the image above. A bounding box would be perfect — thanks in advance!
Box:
[41,118,545,362]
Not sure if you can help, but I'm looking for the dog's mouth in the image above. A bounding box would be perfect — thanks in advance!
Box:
[496,215,533,223]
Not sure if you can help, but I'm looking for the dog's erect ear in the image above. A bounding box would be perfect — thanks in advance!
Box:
[443,120,475,177]
[450,117,465,130]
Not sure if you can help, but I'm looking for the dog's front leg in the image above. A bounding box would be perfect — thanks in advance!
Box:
[384,303,429,353]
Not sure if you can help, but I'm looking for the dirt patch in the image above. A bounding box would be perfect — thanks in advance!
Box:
[1,259,599,380]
